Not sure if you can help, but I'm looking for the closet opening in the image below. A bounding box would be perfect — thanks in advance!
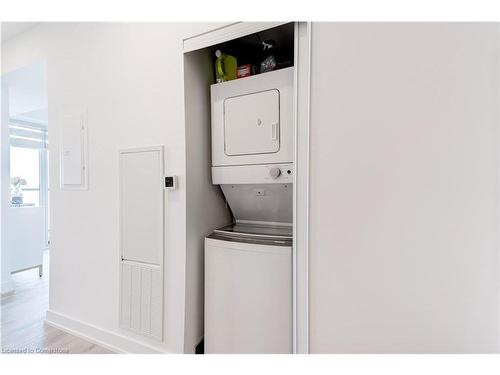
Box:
[183,22,296,354]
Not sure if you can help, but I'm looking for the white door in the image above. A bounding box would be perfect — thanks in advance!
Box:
[119,146,164,340]
[308,23,500,353]
[224,89,280,156]
[119,147,164,265]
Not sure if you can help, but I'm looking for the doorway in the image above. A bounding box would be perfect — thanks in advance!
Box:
[1,60,49,294]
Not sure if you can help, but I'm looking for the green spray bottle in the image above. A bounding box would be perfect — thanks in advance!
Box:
[215,50,237,83]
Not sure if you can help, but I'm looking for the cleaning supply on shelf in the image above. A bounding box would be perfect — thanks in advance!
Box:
[215,50,237,83]
[237,64,251,78]
[260,40,277,73]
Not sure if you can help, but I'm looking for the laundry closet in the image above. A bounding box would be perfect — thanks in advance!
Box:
[183,23,298,354]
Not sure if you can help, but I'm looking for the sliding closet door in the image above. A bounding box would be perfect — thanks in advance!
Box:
[308,23,499,353]
[119,146,164,340]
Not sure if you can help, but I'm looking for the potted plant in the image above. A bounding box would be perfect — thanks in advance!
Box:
[10,176,27,206]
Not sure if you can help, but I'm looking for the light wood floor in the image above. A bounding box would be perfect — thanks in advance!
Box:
[1,251,113,354]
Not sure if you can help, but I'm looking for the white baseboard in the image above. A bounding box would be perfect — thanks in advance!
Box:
[45,310,170,354]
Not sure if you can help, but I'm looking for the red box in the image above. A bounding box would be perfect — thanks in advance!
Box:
[237,64,251,78]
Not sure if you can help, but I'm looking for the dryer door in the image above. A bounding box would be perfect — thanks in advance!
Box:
[224,89,280,156]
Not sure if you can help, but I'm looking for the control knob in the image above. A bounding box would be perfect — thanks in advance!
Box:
[269,167,281,179]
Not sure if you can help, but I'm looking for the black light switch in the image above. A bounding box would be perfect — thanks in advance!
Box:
[165,176,175,188]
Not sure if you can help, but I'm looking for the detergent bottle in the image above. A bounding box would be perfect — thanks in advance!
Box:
[215,50,237,83]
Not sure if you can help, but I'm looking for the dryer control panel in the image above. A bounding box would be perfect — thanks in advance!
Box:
[212,163,294,185]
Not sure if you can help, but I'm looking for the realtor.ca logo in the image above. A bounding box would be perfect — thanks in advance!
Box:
[2,347,70,354]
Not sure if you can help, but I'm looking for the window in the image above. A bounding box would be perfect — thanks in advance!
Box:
[9,120,48,208]
[10,147,40,207]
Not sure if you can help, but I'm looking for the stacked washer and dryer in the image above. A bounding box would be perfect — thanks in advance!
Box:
[204,67,294,354]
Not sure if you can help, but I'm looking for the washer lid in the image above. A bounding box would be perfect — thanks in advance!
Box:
[207,231,292,247]
[214,222,292,240]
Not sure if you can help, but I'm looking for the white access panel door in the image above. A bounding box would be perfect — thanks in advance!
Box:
[205,237,292,353]
[119,147,164,265]
[119,146,164,340]
[224,89,280,156]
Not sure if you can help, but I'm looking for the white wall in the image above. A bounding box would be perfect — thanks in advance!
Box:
[4,60,47,117]
[5,21,499,354]
[183,48,232,353]
[1,22,227,353]
[309,23,499,353]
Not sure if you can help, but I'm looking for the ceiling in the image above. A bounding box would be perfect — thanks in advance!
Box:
[1,22,39,42]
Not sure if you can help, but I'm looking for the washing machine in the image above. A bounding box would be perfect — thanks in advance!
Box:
[204,223,292,354]
[205,67,294,354]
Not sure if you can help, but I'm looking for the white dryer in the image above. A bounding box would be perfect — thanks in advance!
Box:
[210,67,294,168]
[210,66,295,224]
